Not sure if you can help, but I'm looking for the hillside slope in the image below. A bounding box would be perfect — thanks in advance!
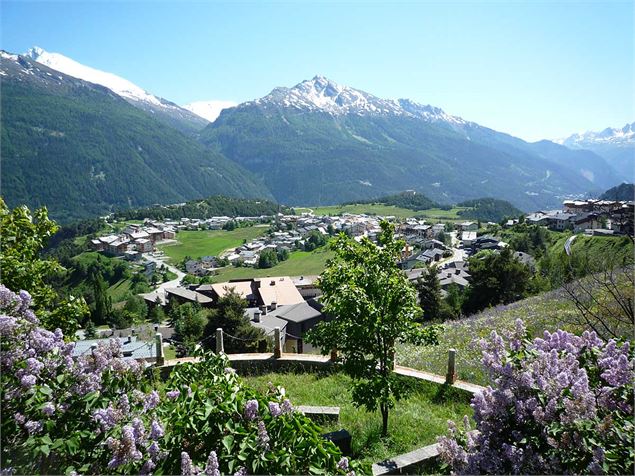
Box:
[201,76,612,210]
[0,52,272,222]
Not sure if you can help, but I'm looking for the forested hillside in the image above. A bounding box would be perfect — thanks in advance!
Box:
[456,198,522,222]
[114,195,290,220]
[0,52,271,222]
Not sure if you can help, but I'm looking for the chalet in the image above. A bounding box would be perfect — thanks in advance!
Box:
[135,238,153,253]
[419,248,445,263]
[461,231,477,247]
[107,238,130,256]
[457,221,478,232]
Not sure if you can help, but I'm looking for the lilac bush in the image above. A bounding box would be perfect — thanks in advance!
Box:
[1,284,367,475]
[438,319,634,474]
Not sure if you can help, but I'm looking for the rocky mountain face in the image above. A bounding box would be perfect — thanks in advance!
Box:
[0,51,271,221]
[200,76,620,210]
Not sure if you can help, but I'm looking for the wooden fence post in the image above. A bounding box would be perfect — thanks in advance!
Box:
[216,328,224,354]
[274,327,282,358]
[155,333,164,366]
[446,348,457,384]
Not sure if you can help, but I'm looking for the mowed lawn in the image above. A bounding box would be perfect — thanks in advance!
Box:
[302,204,467,222]
[210,247,334,282]
[157,227,268,263]
[242,371,472,465]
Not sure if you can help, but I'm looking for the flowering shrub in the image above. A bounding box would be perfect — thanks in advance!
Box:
[438,319,634,474]
[1,284,366,475]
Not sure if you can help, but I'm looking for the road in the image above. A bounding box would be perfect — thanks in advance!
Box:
[438,231,466,266]
[143,252,185,297]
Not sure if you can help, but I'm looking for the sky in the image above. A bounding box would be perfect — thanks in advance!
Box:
[1,0,633,141]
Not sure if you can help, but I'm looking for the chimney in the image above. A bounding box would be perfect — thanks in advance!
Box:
[254,311,261,323]
[127,335,132,344]
[260,305,267,315]
[271,301,277,310]
[455,269,460,275]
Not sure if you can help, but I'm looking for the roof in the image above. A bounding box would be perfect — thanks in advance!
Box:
[272,301,322,324]
[461,231,477,241]
[254,277,305,306]
[439,274,470,287]
[165,287,213,304]
[244,308,288,334]
[73,336,156,360]
[139,291,167,306]
[292,275,320,286]
[211,281,255,301]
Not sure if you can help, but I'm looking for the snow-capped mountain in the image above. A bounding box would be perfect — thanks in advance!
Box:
[556,122,635,147]
[183,100,238,122]
[24,46,208,134]
[244,75,468,126]
[555,123,635,180]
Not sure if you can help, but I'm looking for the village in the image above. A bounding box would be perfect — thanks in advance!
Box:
[79,196,634,360]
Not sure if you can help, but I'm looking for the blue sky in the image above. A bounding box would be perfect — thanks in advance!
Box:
[2,0,633,141]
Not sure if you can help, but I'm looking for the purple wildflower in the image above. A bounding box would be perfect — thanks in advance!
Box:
[337,456,349,471]
[257,420,270,450]
[42,402,55,416]
[281,398,293,414]
[181,451,196,475]
[144,390,160,411]
[268,402,282,417]
[204,450,220,476]
[166,389,180,400]
[150,420,164,440]
[233,467,247,476]
[244,399,259,420]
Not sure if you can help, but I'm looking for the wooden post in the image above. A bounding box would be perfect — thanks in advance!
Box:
[446,348,457,384]
[216,328,224,354]
[330,348,338,361]
[274,327,282,358]
[155,332,164,366]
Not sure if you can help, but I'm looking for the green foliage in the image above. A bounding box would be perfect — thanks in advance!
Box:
[0,198,87,336]
[456,197,523,223]
[84,318,97,339]
[123,295,149,321]
[306,222,440,436]
[91,271,113,326]
[462,248,532,315]
[343,191,439,211]
[203,290,268,353]
[303,230,327,251]
[257,248,279,269]
[171,303,208,354]
[114,195,288,222]
[415,266,442,321]
[148,301,165,324]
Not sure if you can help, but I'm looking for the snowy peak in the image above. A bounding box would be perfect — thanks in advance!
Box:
[183,100,238,122]
[556,122,635,147]
[25,46,163,106]
[243,75,467,125]
[22,46,208,133]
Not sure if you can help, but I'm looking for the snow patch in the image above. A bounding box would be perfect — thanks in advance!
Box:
[183,100,237,122]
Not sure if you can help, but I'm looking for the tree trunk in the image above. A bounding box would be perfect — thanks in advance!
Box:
[381,403,389,437]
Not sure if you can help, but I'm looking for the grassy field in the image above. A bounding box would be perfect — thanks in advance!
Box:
[157,226,268,263]
[107,278,134,303]
[242,370,472,465]
[297,204,467,222]
[210,246,334,282]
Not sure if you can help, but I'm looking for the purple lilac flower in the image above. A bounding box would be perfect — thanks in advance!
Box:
[0,316,18,335]
[257,421,270,450]
[233,467,247,476]
[14,413,25,425]
[93,406,119,431]
[20,374,36,388]
[281,398,293,414]
[204,450,220,476]
[24,420,42,435]
[42,402,55,416]
[144,390,160,411]
[268,402,282,417]
[244,399,259,420]
[148,441,160,459]
[107,425,143,469]
[140,459,156,475]
[166,389,180,400]
[337,456,349,471]
[181,451,196,475]
[150,420,164,440]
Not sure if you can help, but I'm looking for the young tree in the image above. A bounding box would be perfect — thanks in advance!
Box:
[172,303,208,354]
[203,289,268,353]
[123,295,149,321]
[306,222,439,436]
[84,318,97,339]
[462,248,532,315]
[257,248,279,269]
[149,297,166,324]
[91,270,113,325]
[0,199,88,336]
[415,265,442,321]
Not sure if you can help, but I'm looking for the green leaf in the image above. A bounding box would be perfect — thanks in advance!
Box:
[222,434,234,453]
